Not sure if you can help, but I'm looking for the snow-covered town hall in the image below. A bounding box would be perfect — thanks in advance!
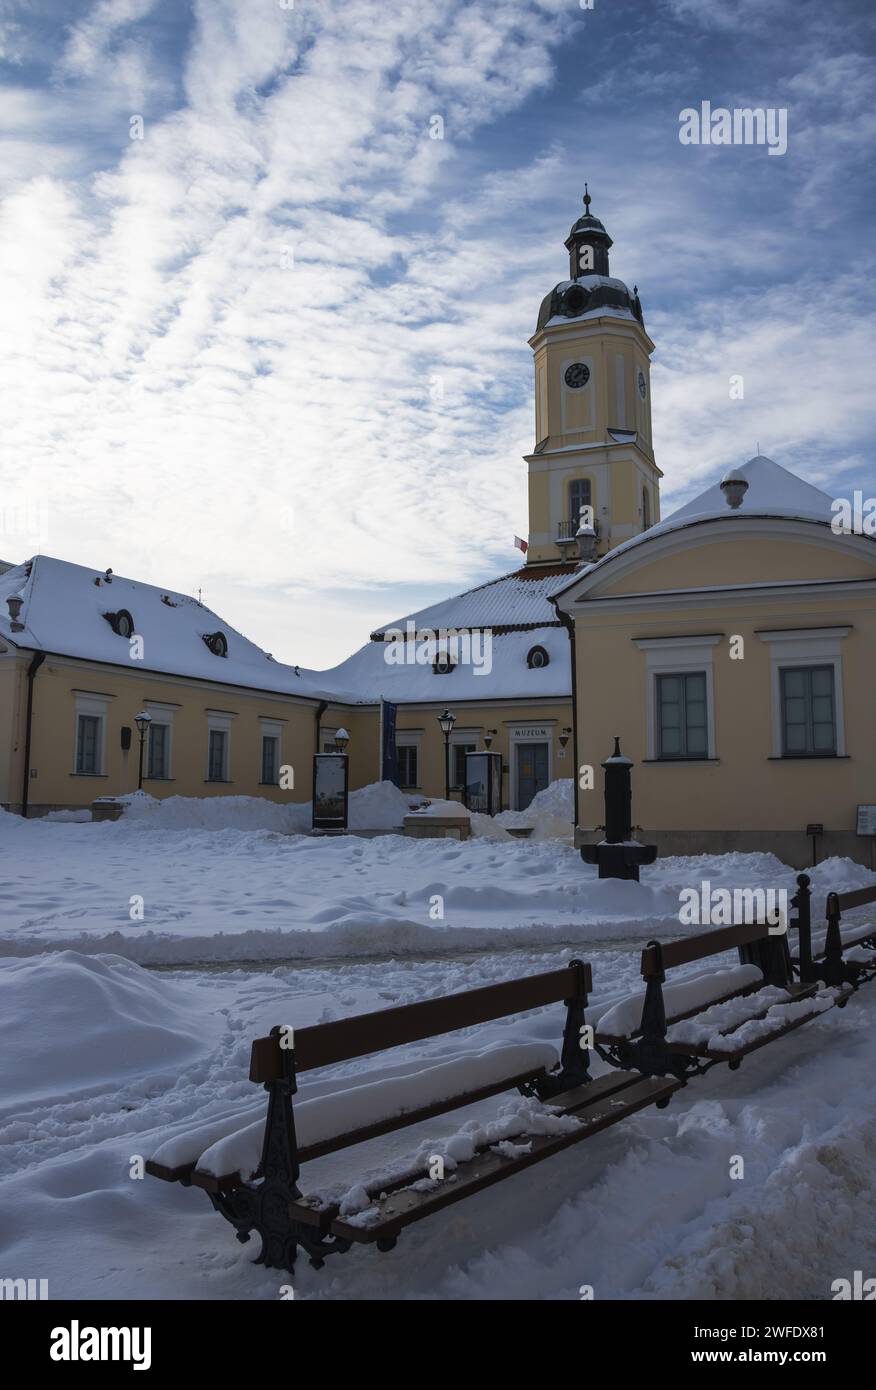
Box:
[1,196,874,865]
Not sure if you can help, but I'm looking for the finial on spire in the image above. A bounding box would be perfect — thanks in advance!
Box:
[582,183,591,212]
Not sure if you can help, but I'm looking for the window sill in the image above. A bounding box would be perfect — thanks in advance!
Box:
[144,777,175,782]
[258,781,280,787]
[204,778,233,784]
[768,754,849,761]
[642,758,720,765]
[70,772,107,778]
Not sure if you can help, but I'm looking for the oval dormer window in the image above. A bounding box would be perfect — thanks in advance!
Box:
[204,631,228,658]
[104,609,135,638]
[433,652,456,675]
[527,645,549,669]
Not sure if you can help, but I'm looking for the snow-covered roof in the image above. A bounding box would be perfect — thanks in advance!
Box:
[320,623,571,703]
[371,565,577,635]
[0,556,360,703]
[658,454,836,530]
[552,454,848,599]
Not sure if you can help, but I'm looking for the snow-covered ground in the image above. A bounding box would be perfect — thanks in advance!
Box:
[1,798,874,1301]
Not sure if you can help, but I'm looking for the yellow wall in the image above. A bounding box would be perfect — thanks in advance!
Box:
[0,653,324,812]
[568,531,876,836]
[391,699,573,809]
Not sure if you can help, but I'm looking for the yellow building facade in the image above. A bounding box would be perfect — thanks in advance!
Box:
[554,459,876,867]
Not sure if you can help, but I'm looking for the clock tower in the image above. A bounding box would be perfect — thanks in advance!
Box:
[525,188,662,565]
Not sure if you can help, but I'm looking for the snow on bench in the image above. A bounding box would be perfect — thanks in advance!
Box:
[666,984,840,1054]
[594,963,763,1041]
[145,960,681,1276]
[193,1041,559,1182]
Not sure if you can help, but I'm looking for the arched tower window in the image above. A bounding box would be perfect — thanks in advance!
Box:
[642,487,651,531]
[569,478,592,530]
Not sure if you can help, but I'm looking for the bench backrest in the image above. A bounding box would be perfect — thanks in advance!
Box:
[829,884,876,914]
[250,961,592,1081]
[641,922,770,980]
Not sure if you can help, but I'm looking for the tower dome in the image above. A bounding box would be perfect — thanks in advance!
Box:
[536,186,644,332]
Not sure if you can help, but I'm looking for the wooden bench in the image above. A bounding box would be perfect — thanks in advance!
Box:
[594,921,849,1081]
[146,962,680,1275]
[789,874,876,987]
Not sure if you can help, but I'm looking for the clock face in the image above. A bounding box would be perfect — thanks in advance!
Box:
[638,370,647,399]
[564,362,590,389]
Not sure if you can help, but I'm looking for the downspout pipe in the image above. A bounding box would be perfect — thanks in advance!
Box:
[555,609,579,840]
[21,650,46,818]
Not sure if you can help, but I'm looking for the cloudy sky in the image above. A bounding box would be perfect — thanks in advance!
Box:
[1,0,874,668]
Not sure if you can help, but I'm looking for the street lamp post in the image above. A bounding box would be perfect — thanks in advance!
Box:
[437,708,456,801]
[134,710,152,791]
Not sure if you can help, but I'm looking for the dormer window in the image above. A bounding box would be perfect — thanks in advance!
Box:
[203,631,228,658]
[433,652,456,675]
[527,645,550,669]
[104,609,135,638]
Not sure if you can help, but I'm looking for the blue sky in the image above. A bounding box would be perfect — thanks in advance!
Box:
[0,0,874,667]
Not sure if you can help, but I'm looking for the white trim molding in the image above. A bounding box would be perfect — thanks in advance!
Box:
[757,626,850,758]
[633,634,722,761]
[72,690,112,775]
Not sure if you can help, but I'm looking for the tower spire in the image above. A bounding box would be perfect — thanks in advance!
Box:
[565,185,612,279]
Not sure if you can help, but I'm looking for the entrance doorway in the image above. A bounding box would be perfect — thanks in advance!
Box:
[515,742,549,810]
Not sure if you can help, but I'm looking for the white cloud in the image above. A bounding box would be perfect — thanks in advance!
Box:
[0,0,873,670]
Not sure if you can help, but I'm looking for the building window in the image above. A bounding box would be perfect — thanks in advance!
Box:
[76,715,101,774]
[261,734,279,784]
[452,742,476,789]
[203,631,228,657]
[527,644,550,669]
[569,478,592,527]
[147,723,170,779]
[398,744,418,788]
[656,672,708,759]
[781,666,836,756]
[208,729,228,781]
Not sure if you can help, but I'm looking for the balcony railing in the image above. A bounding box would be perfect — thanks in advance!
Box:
[557,518,599,540]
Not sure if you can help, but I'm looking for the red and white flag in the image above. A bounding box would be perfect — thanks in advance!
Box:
[514,535,528,554]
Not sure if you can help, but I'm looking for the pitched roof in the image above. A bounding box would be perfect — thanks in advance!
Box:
[551,454,845,599]
[0,556,360,703]
[371,564,578,636]
[320,624,571,703]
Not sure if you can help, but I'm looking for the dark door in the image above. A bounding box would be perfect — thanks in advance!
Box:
[515,742,549,810]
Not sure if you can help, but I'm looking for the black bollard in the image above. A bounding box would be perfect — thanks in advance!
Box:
[580,736,657,880]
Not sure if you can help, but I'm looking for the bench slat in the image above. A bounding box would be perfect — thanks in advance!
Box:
[642,923,769,978]
[833,885,876,912]
[251,963,591,1078]
[328,1074,681,1243]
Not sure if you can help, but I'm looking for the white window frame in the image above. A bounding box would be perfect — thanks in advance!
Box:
[396,731,423,789]
[259,718,284,785]
[449,728,480,792]
[72,692,112,776]
[206,710,235,782]
[143,701,176,780]
[634,635,721,761]
[757,627,850,758]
